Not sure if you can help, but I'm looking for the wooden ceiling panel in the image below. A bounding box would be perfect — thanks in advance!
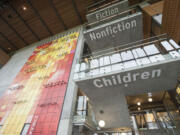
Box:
[0,36,16,53]
[1,9,38,46]
[0,0,102,53]
[0,18,25,48]
[75,0,89,22]
[54,0,81,28]
[22,13,51,40]
[30,0,65,35]
[12,0,52,40]
[0,10,29,46]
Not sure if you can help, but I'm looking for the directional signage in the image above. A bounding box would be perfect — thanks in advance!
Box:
[86,0,129,23]
[84,12,143,53]
[74,39,180,128]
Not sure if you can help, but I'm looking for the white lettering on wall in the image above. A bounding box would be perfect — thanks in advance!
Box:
[89,20,137,41]
[93,69,162,88]
[95,7,119,20]
[93,79,103,88]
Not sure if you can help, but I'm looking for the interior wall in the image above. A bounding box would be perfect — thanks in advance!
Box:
[0,45,37,97]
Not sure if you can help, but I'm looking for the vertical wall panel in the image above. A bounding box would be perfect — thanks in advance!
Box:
[0,32,79,135]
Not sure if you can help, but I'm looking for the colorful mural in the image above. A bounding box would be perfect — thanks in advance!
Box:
[0,32,79,135]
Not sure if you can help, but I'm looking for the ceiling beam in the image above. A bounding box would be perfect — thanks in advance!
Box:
[9,4,40,41]
[0,32,18,50]
[71,0,83,24]
[48,0,67,30]
[26,0,53,36]
[0,15,28,46]
[0,45,8,54]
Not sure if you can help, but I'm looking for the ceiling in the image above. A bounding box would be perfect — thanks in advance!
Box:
[0,0,161,54]
[0,0,101,54]
[126,91,171,111]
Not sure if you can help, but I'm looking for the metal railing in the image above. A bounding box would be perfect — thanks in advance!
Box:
[81,34,169,60]
[85,8,137,29]
[73,34,180,80]
[87,0,120,13]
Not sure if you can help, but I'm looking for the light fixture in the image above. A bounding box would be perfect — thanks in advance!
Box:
[138,107,141,111]
[84,58,89,63]
[148,93,152,97]
[148,97,153,102]
[8,47,11,50]
[147,93,153,102]
[22,6,27,11]
[98,120,105,128]
[137,102,141,106]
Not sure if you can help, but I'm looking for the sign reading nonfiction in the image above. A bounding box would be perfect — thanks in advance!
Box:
[84,12,143,53]
[86,0,128,23]
[89,20,137,41]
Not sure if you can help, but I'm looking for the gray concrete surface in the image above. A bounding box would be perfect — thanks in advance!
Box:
[84,12,143,54]
[57,27,84,135]
[0,27,83,135]
[0,27,81,97]
[0,44,37,97]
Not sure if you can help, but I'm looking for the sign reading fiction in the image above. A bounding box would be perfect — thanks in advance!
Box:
[84,12,143,53]
[86,0,128,23]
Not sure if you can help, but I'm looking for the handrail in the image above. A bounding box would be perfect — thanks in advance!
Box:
[86,8,135,28]
[86,0,152,27]
[87,0,119,13]
[81,34,168,61]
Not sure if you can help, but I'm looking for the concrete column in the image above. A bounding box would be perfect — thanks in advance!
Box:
[57,28,84,135]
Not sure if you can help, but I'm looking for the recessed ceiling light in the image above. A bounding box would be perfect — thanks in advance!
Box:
[8,47,11,50]
[98,120,105,128]
[148,97,153,102]
[22,6,27,11]
[137,102,141,106]
[138,107,141,111]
